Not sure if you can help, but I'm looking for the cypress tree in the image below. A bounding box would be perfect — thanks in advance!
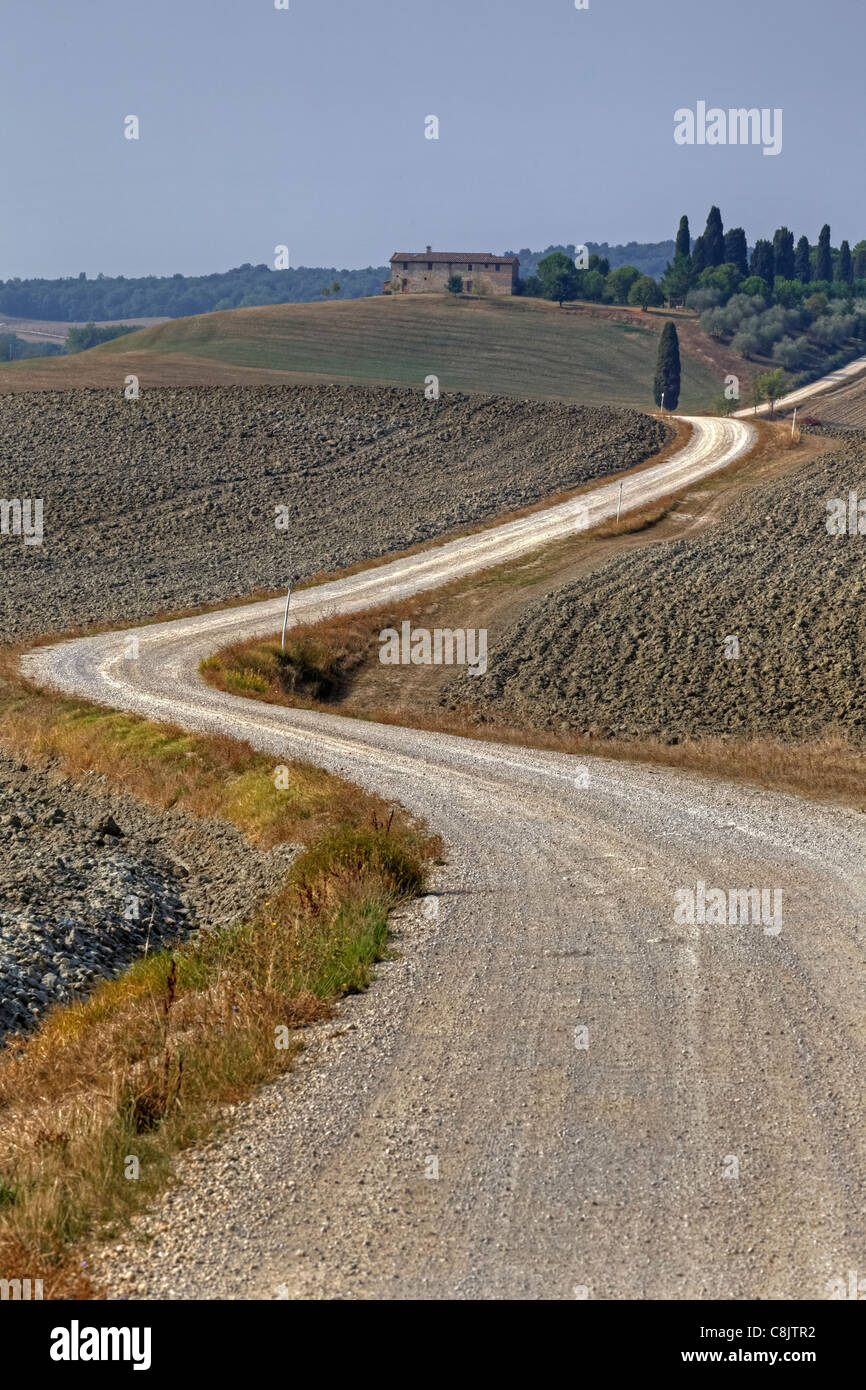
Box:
[795,235,811,283]
[773,227,795,280]
[653,320,681,411]
[816,225,833,282]
[703,206,725,267]
[675,215,691,260]
[750,240,775,285]
[837,240,853,286]
[691,234,707,275]
[724,228,748,276]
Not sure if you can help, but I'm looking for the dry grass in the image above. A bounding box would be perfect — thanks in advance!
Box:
[0,654,400,851]
[590,499,674,538]
[0,660,439,1296]
[202,614,391,710]
[0,824,433,1297]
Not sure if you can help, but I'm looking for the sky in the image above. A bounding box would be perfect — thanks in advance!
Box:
[1,0,863,278]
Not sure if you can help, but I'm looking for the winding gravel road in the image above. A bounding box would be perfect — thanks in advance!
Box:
[23,414,866,1300]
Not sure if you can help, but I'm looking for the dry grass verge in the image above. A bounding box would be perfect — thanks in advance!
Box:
[0,660,439,1297]
[0,651,397,851]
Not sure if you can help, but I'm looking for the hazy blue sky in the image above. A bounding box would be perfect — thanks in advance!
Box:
[2,0,863,278]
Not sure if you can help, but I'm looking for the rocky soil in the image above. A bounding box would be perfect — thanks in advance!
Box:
[443,431,866,743]
[0,752,298,1040]
[0,385,665,643]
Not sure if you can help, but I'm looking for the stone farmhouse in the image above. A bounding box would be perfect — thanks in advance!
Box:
[386,247,519,296]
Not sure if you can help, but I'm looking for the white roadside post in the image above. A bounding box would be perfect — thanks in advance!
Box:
[792,406,797,438]
[616,480,623,522]
[281,579,295,651]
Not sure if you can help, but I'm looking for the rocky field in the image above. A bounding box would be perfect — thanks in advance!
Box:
[808,376,866,430]
[0,752,298,1039]
[0,385,665,644]
[443,430,866,744]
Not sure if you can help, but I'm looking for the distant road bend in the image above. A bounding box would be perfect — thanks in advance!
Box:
[734,352,866,418]
[24,414,866,1299]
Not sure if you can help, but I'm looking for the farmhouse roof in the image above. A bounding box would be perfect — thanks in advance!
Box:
[390,249,519,265]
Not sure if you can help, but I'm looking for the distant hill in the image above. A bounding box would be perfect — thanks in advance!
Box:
[0,293,725,412]
[0,241,677,322]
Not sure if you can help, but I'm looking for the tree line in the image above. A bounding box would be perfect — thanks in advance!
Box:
[0,265,388,322]
[660,208,865,304]
[520,212,866,314]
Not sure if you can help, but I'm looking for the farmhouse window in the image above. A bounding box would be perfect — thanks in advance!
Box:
[403,262,408,270]
[428,262,433,270]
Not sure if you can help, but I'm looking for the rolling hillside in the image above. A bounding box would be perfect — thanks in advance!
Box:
[0,294,729,410]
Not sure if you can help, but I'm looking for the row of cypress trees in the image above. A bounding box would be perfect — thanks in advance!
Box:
[673,209,859,287]
[653,207,865,411]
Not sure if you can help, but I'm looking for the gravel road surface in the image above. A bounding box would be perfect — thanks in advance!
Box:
[733,353,866,418]
[26,415,866,1301]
